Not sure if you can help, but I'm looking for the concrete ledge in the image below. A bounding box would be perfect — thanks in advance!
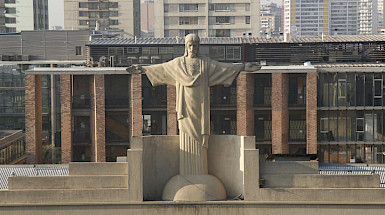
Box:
[258,188,385,203]
[69,162,128,176]
[8,175,128,190]
[262,174,380,188]
[0,188,131,204]
[260,161,319,174]
[2,201,385,215]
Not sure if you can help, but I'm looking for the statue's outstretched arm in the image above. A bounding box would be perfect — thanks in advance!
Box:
[126,65,145,74]
[243,62,261,72]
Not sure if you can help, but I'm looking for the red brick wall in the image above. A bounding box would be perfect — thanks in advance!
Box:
[237,73,254,136]
[272,73,289,154]
[167,85,178,135]
[306,72,318,154]
[90,75,106,162]
[25,75,42,164]
[60,75,73,163]
[130,74,142,137]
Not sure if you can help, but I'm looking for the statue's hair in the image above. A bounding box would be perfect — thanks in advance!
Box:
[184,34,200,57]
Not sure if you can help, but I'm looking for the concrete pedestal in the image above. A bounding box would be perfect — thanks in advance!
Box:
[162,174,226,201]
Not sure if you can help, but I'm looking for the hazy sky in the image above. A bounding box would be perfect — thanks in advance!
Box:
[48,0,64,29]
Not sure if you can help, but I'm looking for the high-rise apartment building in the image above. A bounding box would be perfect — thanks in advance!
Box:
[284,0,329,37]
[64,0,141,37]
[141,0,154,37]
[260,3,282,36]
[329,0,359,35]
[284,0,378,37]
[154,0,259,38]
[0,0,48,33]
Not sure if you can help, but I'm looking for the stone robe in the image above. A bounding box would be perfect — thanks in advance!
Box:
[144,56,242,174]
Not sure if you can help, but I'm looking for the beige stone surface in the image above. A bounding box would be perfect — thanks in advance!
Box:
[162,175,226,201]
[8,175,128,190]
[262,174,380,188]
[69,162,128,175]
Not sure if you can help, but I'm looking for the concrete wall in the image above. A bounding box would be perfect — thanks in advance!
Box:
[130,135,258,200]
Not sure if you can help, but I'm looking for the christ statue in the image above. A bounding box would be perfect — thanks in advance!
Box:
[127,34,260,176]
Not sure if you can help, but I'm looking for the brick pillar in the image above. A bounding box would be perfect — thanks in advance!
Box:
[237,72,254,136]
[25,75,42,164]
[167,85,178,135]
[271,73,289,154]
[130,74,142,137]
[306,72,318,154]
[90,75,106,162]
[60,75,73,163]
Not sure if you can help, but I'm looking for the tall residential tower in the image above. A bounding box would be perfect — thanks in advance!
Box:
[154,0,259,38]
[64,0,140,37]
[0,0,48,33]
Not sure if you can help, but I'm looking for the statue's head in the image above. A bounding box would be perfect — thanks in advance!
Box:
[184,34,200,58]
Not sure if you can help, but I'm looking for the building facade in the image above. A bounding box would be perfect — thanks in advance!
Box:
[141,0,154,38]
[19,35,385,165]
[0,0,48,33]
[284,0,378,37]
[260,3,282,37]
[154,0,259,38]
[64,0,141,37]
[0,30,90,164]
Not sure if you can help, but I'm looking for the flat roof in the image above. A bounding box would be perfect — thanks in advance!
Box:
[87,35,385,46]
[0,60,86,65]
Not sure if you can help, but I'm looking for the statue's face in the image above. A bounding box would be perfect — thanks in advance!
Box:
[186,41,199,58]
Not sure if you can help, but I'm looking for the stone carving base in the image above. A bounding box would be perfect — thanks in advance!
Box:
[162,174,227,201]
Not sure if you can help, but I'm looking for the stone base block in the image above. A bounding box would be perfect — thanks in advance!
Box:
[162,174,226,201]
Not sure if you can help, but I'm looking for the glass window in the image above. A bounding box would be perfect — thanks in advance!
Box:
[109,20,118,25]
[356,74,365,106]
[5,17,16,23]
[142,112,167,135]
[245,16,250,24]
[105,75,129,108]
[365,73,373,106]
[245,3,250,11]
[226,46,241,60]
[255,111,272,142]
[209,46,225,60]
[214,4,233,12]
[73,76,91,108]
[179,4,198,12]
[6,7,16,14]
[179,17,198,25]
[79,11,88,17]
[254,74,271,106]
[215,29,230,37]
[75,46,82,56]
[216,16,231,24]
[210,111,236,135]
[79,2,87,8]
[289,111,306,141]
[110,11,118,17]
[210,81,236,106]
[289,74,306,106]
[109,2,118,8]
[142,75,166,107]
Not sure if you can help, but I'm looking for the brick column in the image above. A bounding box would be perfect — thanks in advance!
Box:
[306,72,318,154]
[271,73,289,154]
[60,75,72,163]
[25,75,42,164]
[130,74,142,137]
[237,72,254,136]
[90,75,106,162]
[167,85,178,135]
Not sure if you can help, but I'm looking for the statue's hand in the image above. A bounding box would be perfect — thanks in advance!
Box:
[202,135,209,149]
[244,62,261,72]
[126,65,144,74]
